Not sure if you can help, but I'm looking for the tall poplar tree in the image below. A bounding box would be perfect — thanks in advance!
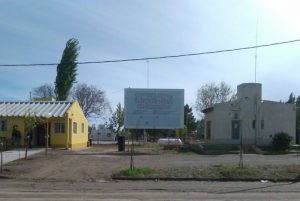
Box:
[55,38,80,101]
[184,104,197,133]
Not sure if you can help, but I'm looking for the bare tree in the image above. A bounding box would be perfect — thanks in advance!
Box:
[195,81,235,115]
[71,83,110,118]
[32,84,55,99]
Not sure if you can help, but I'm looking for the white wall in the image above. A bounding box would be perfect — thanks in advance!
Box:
[204,83,296,146]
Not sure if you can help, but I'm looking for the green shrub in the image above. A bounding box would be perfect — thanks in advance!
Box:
[272,132,292,151]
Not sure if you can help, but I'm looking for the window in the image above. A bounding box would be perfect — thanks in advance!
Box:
[0,120,7,131]
[261,120,264,129]
[206,121,211,140]
[81,123,84,133]
[54,123,65,133]
[73,122,77,134]
[234,113,239,119]
[252,120,256,129]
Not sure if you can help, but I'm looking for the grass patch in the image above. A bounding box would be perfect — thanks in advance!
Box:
[199,164,300,180]
[118,167,159,177]
[114,164,300,180]
[211,164,260,179]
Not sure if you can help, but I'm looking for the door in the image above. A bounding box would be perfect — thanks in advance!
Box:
[36,124,46,146]
[232,120,240,140]
[68,119,72,148]
[48,122,51,146]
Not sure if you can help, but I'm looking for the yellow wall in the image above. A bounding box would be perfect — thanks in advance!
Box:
[49,101,89,149]
[66,101,89,149]
[0,101,89,149]
[0,117,25,145]
[48,117,67,148]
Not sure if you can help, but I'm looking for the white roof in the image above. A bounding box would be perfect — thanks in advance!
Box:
[0,101,72,118]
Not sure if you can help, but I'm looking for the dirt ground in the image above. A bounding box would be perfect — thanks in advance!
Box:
[1,143,300,182]
[1,144,300,200]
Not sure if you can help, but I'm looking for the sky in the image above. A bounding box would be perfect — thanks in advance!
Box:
[1,0,300,122]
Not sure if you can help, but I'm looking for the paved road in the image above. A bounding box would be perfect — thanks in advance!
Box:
[0,191,299,201]
[0,180,300,200]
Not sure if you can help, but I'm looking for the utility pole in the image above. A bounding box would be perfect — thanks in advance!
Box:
[144,60,149,143]
[254,96,258,146]
[239,115,244,168]
[254,18,259,83]
[146,60,149,88]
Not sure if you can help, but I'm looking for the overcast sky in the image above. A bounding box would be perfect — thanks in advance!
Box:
[1,0,300,121]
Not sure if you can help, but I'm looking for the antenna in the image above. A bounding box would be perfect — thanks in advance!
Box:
[254,18,259,83]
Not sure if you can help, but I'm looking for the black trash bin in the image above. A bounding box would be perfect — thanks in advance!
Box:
[117,136,125,151]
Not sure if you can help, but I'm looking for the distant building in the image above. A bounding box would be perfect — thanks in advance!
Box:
[0,101,88,149]
[91,124,116,141]
[202,83,296,146]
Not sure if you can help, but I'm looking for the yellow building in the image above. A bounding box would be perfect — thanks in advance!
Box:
[0,101,88,149]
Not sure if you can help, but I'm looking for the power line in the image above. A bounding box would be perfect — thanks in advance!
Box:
[1,39,300,67]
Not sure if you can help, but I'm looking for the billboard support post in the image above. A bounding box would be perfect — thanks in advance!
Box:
[124,88,184,171]
[130,130,134,170]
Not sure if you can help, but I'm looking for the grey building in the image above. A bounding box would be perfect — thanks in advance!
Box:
[203,83,296,146]
[91,124,116,141]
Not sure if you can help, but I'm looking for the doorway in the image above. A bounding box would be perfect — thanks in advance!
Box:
[232,120,240,140]
[34,123,51,146]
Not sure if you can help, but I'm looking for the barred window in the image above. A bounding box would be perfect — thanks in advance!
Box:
[0,120,7,131]
[73,122,77,134]
[81,123,84,133]
[54,123,65,133]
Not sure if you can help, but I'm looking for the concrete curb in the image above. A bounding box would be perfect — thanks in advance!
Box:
[111,176,300,183]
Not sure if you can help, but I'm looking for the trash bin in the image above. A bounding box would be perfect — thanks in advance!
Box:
[117,136,125,151]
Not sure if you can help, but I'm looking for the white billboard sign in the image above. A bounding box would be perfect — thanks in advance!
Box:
[124,88,184,129]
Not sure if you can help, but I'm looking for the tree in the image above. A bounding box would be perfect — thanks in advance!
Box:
[71,83,110,118]
[272,132,292,151]
[296,96,300,144]
[184,104,197,133]
[195,81,234,115]
[32,83,55,99]
[286,92,296,104]
[24,112,46,159]
[196,119,205,139]
[286,93,300,144]
[108,103,124,136]
[55,38,80,101]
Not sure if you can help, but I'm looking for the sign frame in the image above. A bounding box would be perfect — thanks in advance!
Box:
[124,88,184,129]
